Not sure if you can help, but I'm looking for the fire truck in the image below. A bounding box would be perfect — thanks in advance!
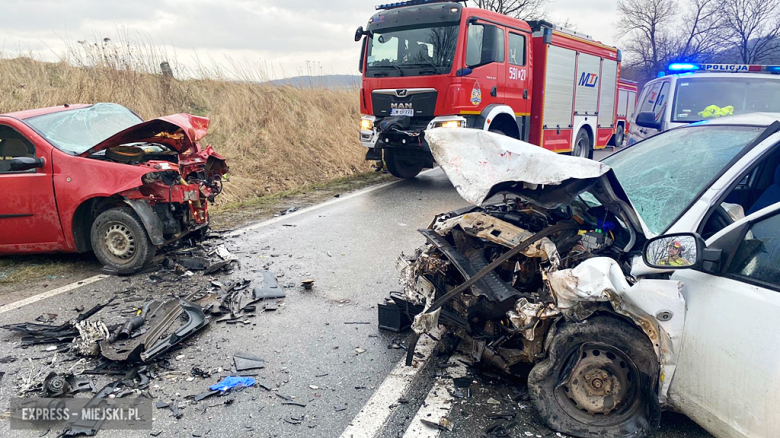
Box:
[614,78,638,147]
[355,0,623,178]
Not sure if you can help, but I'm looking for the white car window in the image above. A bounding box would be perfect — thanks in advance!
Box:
[726,213,780,286]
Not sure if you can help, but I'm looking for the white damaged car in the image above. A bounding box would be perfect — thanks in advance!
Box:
[390,117,780,438]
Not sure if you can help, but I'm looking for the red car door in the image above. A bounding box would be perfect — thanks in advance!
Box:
[0,120,64,252]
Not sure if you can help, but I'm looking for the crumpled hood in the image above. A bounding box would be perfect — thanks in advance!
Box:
[427,128,644,239]
[80,114,210,157]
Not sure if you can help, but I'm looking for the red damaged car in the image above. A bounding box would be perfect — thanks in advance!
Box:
[0,103,228,271]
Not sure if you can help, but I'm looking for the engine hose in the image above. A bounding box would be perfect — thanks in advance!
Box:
[405,220,579,366]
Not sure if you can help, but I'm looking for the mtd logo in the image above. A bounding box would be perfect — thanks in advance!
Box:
[578,72,599,88]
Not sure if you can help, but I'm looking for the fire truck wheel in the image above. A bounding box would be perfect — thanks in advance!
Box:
[615,125,625,147]
[91,207,156,271]
[573,129,593,159]
[385,149,424,178]
[528,315,659,438]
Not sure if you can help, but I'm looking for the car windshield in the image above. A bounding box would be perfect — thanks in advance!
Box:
[24,103,142,155]
[366,24,459,77]
[672,77,780,123]
[602,125,763,235]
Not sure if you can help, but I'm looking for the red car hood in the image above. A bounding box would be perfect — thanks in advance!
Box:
[80,114,210,157]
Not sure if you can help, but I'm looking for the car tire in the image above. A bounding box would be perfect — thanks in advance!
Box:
[385,149,424,179]
[615,125,625,147]
[572,129,592,159]
[91,208,156,271]
[528,315,659,438]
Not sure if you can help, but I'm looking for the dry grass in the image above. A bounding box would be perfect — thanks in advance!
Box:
[0,38,369,207]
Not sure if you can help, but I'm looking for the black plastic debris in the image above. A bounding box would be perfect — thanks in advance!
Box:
[282,401,307,408]
[252,271,285,300]
[177,257,209,271]
[192,390,219,402]
[0,355,17,363]
[191,367,210,378]
[378,298,411,333]
[155,401,170,409]
[42,373,96,397]
[2,299,114,345]
[234,353,266,371]
[60,379,123,436]
[420,418,453,431]
[99,299,209,363]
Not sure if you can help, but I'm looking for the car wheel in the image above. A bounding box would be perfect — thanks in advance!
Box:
[572,129,592,159]
[384,149,424,179]
[91,208,156,271]
[615,125,625,147]
[528,315,659,438]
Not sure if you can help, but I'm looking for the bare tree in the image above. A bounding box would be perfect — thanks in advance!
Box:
[718,0,780,63]
[617,0,721,83]
[468,0,549,20]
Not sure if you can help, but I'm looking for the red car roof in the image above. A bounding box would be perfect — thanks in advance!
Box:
[2,104,92,120]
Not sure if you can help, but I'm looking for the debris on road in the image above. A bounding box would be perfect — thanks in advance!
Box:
[233,353,266,371]
[301,279,315,290]
[210,376,256,393]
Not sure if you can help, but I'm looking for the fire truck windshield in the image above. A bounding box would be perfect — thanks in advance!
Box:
[672,76,780,122]
[366,24,459,77]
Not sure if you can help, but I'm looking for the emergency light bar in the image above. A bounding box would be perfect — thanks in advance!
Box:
[376,0,466,10]
[667,63,780,74]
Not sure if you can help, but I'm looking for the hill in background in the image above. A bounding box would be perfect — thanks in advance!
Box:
[268,75,360,89]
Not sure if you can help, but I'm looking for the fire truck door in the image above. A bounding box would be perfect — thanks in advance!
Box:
[461,21,501,111]
[505,30,531,129]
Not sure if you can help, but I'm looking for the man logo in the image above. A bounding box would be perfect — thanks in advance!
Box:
[396,89,408,97]
[578,72,599,88]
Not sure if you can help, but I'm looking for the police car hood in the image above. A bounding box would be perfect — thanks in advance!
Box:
[426,128,645,236]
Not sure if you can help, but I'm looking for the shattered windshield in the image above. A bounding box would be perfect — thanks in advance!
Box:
[602,125,762,235]
[672,77,780,122]
[366,24,459,77]
[24,103,142,155]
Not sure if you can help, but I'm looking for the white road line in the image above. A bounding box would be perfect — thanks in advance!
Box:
[402,354,470,437]
[0,274,109,314]
[340,328,445,438]
[227,168,438,237]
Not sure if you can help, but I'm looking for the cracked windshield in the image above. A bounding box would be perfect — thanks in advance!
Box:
[673,77,780,122]
[366,24,458,77]
[602,125,763,234]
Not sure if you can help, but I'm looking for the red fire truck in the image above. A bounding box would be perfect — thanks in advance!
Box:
[614,78,638,147]
[355,0,623,177]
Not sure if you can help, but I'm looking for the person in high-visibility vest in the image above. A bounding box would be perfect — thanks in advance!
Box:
[658,240,691,266]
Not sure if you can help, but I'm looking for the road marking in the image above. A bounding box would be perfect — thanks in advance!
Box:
[340,328,444,438]
[228,168,439,237]
[402,354,469,437]
[0,274,110,314]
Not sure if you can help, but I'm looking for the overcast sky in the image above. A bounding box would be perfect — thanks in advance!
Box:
[0,0,619,79]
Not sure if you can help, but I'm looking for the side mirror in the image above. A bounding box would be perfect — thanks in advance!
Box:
[9,156,45,171]
[355,26,365,42]
[635,111,662,130]
[642,232,704,269]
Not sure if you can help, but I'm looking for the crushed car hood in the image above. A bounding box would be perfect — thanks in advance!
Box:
[426,128,645,240]
[80,114,210,157]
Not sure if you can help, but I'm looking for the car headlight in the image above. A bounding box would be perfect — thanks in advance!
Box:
[434,120,464,128]
[361,118,374,131]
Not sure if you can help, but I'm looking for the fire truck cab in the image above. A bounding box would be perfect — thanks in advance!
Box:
[355,0,623,178]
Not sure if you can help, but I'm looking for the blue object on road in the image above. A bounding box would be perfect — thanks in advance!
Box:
[210,376,256,392]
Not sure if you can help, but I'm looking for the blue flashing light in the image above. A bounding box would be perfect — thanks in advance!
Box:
[668,63,700,71]
[765,66,780,73]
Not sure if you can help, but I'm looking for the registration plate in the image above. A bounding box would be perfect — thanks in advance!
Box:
[390,108,414,116]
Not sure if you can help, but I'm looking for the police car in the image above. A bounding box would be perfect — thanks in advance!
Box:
[627,63,780,144]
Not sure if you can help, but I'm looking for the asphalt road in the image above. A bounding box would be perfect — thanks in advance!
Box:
[0,149,712,438]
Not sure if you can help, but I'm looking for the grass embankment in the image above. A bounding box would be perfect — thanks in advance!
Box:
[0,41,370,208]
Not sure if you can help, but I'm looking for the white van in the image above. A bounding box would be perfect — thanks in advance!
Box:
[627,63,780,144]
